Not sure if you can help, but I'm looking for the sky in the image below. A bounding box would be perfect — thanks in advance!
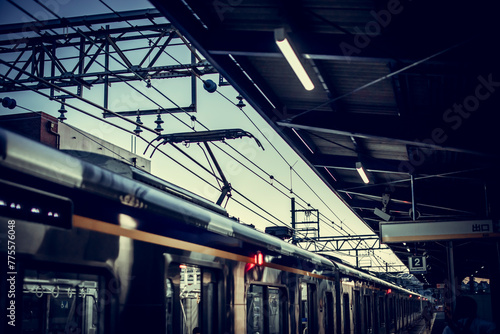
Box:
[0,0,407,272]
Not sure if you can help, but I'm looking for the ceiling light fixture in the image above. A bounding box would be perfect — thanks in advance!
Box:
[356,161,370,184]
[274,28,314,91]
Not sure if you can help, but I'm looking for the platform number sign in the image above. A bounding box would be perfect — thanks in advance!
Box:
[408,256,426,274]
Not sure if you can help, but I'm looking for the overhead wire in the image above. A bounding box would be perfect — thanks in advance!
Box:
[3,65,333,255]
[49,0,379,253]
[29,0,197,131]
[94,0,314,212]
[94,4,374,245]
[0,71,334,255]
[4,1,160,133]
[0,72,223,193]
[91,0,354,237]
[3,0,396,266]
[156,38,354,237]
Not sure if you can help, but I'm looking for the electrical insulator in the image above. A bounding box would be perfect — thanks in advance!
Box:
[154,114,164,133]
[58,100,67,121]
[236,95,246,108]
[134,115,143,135]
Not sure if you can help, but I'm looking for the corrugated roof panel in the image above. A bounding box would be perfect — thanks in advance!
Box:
[247,56,332,112]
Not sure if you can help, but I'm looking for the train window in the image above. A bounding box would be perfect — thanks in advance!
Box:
[268,287,283,334]
[179,264,202,334]
[247,285,286,334]
[173,264,219,334]
[300,282,317,334]
[248,285,264,333]
[21,269,104,333]
[343,293,351,334]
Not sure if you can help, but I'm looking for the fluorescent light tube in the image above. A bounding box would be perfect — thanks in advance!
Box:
[356,162,370,184]
[275,28,314,91]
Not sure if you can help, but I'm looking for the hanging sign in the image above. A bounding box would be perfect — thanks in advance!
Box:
[408,256,426,274]
[379,220,499,243]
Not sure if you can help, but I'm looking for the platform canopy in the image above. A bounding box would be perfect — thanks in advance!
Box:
[150,0,500,287]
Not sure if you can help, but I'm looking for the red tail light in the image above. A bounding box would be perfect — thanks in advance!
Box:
[254,252,264,265]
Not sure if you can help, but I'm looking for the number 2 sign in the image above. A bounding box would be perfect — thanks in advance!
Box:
[409,256,426,273]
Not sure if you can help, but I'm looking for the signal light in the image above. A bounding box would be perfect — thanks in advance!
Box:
[387,289,392,294]
[409,294,412,298]
[254,252,264,266]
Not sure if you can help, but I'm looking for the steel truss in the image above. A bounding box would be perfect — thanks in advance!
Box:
[294,234,382,252]
[0,8,217,115]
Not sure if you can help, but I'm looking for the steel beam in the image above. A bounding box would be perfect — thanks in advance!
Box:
[295,234,382,252]
[0,14,216,96]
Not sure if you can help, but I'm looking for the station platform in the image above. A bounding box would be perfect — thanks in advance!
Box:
[401,311,447,334]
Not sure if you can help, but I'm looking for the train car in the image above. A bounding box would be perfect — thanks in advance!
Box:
[0,127,424,334]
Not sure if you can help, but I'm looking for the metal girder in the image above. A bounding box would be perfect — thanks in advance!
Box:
[102,106,196,118]
[294,234,382,252]
[0,24,216,91]
[0,9,218,117]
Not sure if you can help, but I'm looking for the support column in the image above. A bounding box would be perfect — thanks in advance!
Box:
[446,241,456,312]
[291,197,296,244]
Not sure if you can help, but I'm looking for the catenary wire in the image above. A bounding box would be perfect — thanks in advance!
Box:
[3,2,400,267]
[90,0,357,234]
[83,0,361,239]
[6,85,346,256]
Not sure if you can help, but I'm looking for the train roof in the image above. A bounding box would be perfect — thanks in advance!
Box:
[0,127,330,267]
[0,127,424,297]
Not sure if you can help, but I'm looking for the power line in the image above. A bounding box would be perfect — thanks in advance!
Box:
[2,2,399,266]
[87,0,357,238]
[3,77,347,255]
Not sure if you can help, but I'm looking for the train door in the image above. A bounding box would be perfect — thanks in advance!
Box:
[247,284,287,334]
[166,262,221,334]
[300,282,317,334]
[342,293,351,334]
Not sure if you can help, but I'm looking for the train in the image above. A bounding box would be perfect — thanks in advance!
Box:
[0,127,426,333]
